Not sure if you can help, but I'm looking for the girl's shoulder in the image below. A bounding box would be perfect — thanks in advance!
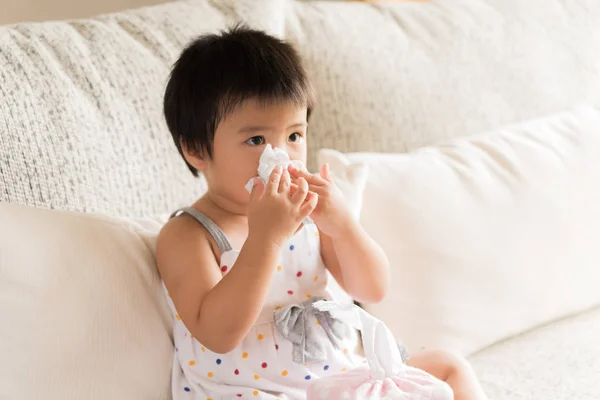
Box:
[156,211,219,267]
[160,202,247,258]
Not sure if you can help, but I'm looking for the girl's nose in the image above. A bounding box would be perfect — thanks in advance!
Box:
[269,138,289,153]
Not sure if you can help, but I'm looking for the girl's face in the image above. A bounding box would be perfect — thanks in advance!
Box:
[186,98,308,212]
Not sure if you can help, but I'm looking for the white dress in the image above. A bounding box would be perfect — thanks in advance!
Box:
[165,207,364,400]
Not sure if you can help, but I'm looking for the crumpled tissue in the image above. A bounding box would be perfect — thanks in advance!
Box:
[245,144,308,193]
[307,300,454,400]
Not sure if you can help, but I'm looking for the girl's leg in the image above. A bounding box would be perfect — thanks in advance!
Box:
[407,349,488,400]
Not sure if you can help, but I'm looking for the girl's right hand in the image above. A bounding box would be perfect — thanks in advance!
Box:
[248,165,318,248]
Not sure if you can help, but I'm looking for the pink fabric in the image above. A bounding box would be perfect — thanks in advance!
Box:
[307,301,454,400]
[307,364,453,400]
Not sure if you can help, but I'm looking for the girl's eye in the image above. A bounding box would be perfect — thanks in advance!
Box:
[289,132,302,142]
[245,136,265,146]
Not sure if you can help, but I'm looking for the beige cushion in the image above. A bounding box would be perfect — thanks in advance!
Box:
[0,170,369,398]
[470,306,600,400]
[319,105,600,356]
[288,0,600,169]
[0,0,284,218]
[0,203,171,399]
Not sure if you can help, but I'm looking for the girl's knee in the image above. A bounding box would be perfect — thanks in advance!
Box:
[438,349,474,378]
[415,348,473,379]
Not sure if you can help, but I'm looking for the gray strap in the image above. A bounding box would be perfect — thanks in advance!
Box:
[170,207,233,254]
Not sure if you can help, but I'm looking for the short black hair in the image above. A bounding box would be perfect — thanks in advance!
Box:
[163,25,316,177]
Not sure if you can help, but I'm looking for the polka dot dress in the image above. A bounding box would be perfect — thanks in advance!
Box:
[165,223,363,400]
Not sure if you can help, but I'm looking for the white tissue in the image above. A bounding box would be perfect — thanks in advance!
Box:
[312,300,404,380]
[245,144,308,193]
[309,300,454,400]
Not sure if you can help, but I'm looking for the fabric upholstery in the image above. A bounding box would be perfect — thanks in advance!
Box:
[286,0,600,168]
[0,0,283,217]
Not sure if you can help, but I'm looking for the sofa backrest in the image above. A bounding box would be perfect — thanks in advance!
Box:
[2,0,600,216]
[0,0,283,217]
[287,0,600,167]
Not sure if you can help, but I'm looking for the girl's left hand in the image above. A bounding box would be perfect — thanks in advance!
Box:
[288,163,353,238]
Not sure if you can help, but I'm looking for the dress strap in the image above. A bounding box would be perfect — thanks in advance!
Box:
[170,207,233,254]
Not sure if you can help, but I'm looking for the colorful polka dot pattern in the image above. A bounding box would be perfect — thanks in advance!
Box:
[170,224,355,397]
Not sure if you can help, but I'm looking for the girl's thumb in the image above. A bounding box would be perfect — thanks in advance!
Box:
[249,178,265,202]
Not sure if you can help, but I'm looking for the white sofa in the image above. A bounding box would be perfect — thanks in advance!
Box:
[1,0,600,399]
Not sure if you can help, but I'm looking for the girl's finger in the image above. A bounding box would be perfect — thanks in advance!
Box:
[320,163,332,182]
[299,192,318,217]
[249,178,265,202]
[288,164,327,186]
[267,166,283,195]
[306,184,327,196]
[288,183,299,197]
[291,177,309,205]
[278,168,291,194]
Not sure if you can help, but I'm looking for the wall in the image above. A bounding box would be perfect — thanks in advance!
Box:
[0,0,169,25]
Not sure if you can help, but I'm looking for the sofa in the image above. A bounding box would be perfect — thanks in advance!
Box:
[1,0,600,399]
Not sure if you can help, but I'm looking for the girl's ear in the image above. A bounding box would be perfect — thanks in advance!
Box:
[180,140,207,171]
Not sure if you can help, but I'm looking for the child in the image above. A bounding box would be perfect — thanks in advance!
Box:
[157,26,488,400]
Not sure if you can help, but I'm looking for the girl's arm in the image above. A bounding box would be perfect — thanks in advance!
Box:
[157,221,280,354]
[157,167,317,354]
[287,163,390,304]
[320,221,389,304]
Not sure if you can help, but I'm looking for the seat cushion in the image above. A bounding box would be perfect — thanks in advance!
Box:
[470,306,600,400]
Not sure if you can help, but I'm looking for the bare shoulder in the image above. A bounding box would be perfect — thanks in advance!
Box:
[156,215,214,268]
[156,214,222,313]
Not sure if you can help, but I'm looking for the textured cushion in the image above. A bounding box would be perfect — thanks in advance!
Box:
[319,105,600,356]
[0,203,171,400]
[0,0,285,217]
[286,0,600,168]
[470,306,600,400]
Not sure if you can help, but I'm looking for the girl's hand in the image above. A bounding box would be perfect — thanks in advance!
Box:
[288,163,353,239]
[248,166,318,248]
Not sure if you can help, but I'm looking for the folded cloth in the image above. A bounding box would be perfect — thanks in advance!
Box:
[307,300,454,400]
[245,144,308,193]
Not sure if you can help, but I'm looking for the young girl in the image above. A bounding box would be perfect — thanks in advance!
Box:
[157,26,487,400]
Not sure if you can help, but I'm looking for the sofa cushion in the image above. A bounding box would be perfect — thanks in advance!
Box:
[0,203,171,400]
[319,105,600,356]
[0,0,284,217]
[470,306,600,400]
[0,164,369,399]
[286,0,600,168]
